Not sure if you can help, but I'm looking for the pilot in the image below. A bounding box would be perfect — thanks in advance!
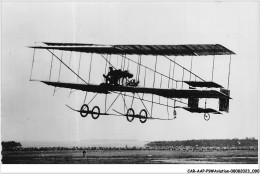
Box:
[103,67,114,84]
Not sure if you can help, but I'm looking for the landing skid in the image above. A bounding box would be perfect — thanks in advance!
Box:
[66,104,175,122]
[66,104,109,115]
[112,109,176,121]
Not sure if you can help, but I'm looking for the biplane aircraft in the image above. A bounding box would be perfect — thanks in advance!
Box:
[29,42,235,123]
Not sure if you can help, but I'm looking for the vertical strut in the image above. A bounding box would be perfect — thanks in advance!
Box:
[121,55,124,69]
[77,53,82,83]
[211,55,215,81]
[122,55,125,70]
[168,61,171,88]
[152,56,158,88]
[131,93,135,108]
[127,59,129,70]
[143,68,147,87]
[83,53,93,104]
[49,50,54,81]
[58,51,63,82]
[189,56,193,81]
[227,54,232,89]
[167,60,171,119]
[47,50,87,84]
[181,68,184,89]
[151,55,158,117]
[30,48,36,80]
[68,51,72,67]
[171,56,176,88]
[138,55,141,82]
[142,68,147,99]
[103,54,108,83]
[159,75,162,103]
[88,54,93,83]
[136,55,140,81]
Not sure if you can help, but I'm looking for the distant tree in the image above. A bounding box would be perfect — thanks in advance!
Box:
[145,138,258,148]
[2,141,22,150]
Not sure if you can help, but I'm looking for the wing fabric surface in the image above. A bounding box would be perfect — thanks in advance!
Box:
[41,81,230,99]
[41,81,110,94]
[30,43,235,56]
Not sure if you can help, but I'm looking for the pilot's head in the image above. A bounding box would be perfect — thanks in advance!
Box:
[109,67,113,71]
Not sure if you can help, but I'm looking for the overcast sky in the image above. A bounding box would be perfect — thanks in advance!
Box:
[1,1,259,144]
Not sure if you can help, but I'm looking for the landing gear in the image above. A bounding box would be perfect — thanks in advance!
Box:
[204,113,210,121]
[91,106,100,119]
[139,109,148,123]
[80,104,100,119]
[80,104,89,117]
[126,108,135,122]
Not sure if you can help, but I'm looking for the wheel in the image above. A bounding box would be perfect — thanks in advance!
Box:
[126,108,135,122]
[91,106,100,119]
[139,109,148,123]
[204,113,210,121]
[80,104,89,117]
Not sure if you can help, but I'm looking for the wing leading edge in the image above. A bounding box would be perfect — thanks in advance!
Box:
[30,43,235,56]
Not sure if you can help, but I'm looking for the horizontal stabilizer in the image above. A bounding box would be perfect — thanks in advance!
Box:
[184,81,223,88]
[180,107,222,114]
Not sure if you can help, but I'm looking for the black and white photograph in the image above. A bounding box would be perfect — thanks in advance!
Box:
[1,0,259,173]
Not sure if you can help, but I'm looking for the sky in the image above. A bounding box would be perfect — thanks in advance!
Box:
[1,1,259,144]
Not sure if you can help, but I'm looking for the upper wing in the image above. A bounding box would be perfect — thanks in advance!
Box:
[41,81,230,99]
[30,43,235,56]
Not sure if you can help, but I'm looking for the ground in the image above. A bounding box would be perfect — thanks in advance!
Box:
[1,149,258,164]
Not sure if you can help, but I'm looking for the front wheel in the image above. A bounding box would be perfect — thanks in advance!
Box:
[126,108,135,122]
[91,106,100,119]
[80,104,89,117]
[139,109,148,123]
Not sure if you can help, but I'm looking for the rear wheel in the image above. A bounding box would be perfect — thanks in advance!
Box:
[80,104,89,117]
[91,106,100,119]
[204,113,210,121]
[139,109,148,123]
[126,108,135,122]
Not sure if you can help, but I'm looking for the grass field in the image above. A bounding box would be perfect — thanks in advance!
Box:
[2,149,258,164]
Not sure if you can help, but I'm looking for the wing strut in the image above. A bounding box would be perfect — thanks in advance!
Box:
[30,48,36,80]
[121,54,178,83]
[189,56,193,81]
[69,52,82,95]
[163,55,206,82]
[227,54,232,89]
[83,53,93,104]
[151,55,158,117]
[49,50,54,81]
[47,49,88,84]
[211,54,215,81]
[53,51,64,95]
[58,51,63,82]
